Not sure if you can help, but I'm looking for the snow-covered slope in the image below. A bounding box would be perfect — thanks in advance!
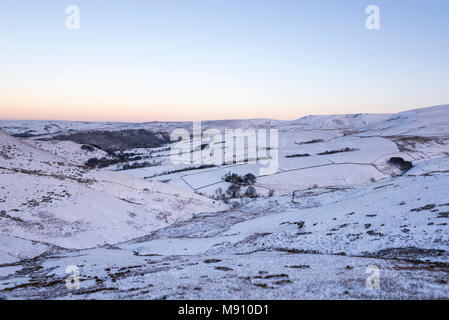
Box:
[1,156,448,299]
[360,104,449,136]
[0,130,227,254]
[277,113,392,131]
[1,104,449,299]
[27,140,108,165]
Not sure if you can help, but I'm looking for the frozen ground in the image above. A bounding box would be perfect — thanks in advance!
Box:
[0,130,227,252]
[0,105,448,299]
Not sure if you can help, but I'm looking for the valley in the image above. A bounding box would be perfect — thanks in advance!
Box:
[1,105,449,299]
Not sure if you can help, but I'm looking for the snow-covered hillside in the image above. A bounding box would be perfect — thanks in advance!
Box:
[0,105,448,299]
[1,156,448,299]
[120,106,449,198]
[27,140,108,165]
[0,130,226,255]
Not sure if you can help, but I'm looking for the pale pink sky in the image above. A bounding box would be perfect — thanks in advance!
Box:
[1,0,449,122]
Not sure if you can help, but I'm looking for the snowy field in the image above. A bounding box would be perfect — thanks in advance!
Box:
[1,105,449,299]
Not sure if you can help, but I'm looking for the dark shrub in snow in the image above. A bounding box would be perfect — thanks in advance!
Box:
[81,145,96,152]
[317,147,358,155]
[85,157,122,169]
[388,157,413,172]
[85,157,101,168]
[223,173,243,184]
[226,184,241,198]
[296,139,324,145]
[286,153,310,158]
[146,164,215,179]
[121,161,159,170]
[244,186,259,198]
[243,173,257,185]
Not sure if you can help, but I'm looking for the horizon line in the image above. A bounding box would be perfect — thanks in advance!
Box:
[2,103,449,123]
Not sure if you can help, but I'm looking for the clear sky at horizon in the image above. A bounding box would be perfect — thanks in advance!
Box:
[1,0,449,122]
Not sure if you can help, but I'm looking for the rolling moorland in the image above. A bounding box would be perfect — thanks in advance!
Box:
[0,104,449,299]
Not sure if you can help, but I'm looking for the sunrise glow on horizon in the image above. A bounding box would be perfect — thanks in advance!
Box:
[1,0,449,122]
